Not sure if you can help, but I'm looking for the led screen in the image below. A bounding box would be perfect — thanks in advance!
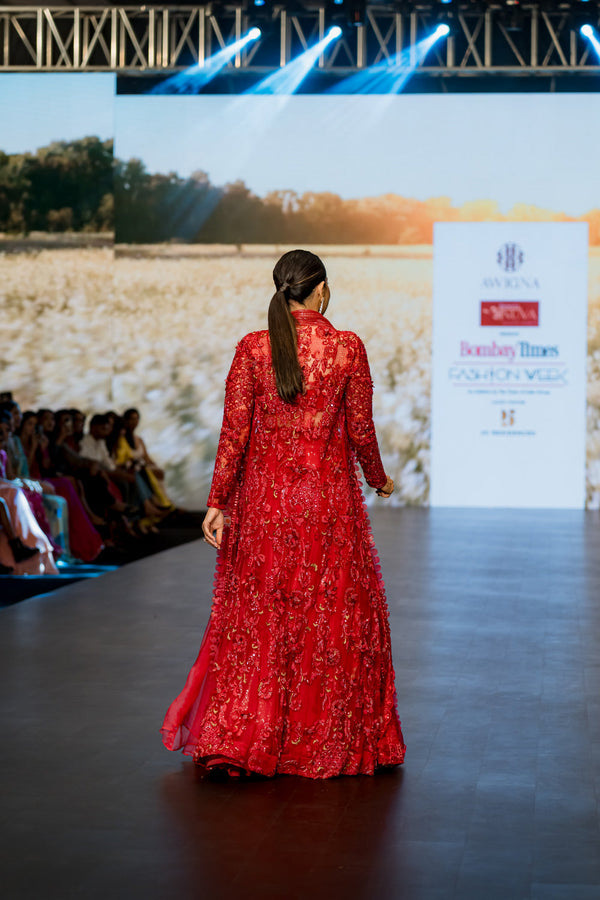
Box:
[1,76,599,507]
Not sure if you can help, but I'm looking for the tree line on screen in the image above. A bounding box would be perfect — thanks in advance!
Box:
[0,137,113,233]
[113,160,600,245]
[1,137,599,244]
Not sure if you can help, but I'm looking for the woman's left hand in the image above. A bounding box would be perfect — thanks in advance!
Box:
[202,507,225,549]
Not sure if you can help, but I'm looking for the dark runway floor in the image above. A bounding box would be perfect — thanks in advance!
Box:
[2,508,600,900]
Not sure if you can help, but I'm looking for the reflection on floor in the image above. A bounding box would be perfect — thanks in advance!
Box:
[1,507,599,900]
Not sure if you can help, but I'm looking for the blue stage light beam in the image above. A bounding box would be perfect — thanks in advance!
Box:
[328,24,450,94]
[151,28,262,94]
[581,23,600,58]
[246,26,342,95]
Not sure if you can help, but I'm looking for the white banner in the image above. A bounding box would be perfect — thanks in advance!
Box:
[431,223,588,508]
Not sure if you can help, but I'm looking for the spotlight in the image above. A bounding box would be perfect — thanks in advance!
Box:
[152,26,262,93]
[247,24,342,94]
[580,20,600,60]
[329,21,450,95]
[254,0,265,7]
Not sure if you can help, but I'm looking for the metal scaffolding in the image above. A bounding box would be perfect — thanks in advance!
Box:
[0,5,599,76]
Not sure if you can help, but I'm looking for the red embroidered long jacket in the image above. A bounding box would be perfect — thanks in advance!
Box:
[161,309,405,778]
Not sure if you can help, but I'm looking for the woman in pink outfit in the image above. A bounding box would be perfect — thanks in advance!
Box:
[20,411,103,562]
[0,417,57,575]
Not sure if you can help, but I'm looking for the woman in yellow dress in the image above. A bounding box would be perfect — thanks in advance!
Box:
[109,416,171,534]
[117,409,176,512]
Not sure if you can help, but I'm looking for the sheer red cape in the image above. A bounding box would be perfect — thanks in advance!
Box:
[161,310,406,778]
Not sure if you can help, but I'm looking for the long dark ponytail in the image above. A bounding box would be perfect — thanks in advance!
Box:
[268,249,327,404]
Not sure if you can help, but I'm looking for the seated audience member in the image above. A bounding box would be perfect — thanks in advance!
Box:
[67,409,86,453]
[1,400,28,476]
[34,409,114,525]
[52,409,95,474]
[79,414,144,519]
[0,415,57,575]
[105,411,119,444]
[34,409,56,479]
[18,411,103,563]
[50,413,122,525]
[18,410,41,475]
[0,495,30,573]
[37,408,55,441]
[0,487,39,572]
[109,416,166,533]
[123,408,176,513]
[80,414,116,471]
[0,407,66,557]
[49,409,103,523]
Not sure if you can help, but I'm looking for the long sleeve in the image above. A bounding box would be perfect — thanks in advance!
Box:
[344,336,387,490]
[207,337,255,510]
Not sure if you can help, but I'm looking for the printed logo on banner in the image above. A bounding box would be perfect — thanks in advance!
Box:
[432,222,588,509]
[497,243,524,272]
[480,301,539,327]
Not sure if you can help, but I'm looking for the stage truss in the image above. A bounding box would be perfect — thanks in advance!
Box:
[0,4,599,77]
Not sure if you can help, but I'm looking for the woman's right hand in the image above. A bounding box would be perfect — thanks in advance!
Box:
[376,476,394,499]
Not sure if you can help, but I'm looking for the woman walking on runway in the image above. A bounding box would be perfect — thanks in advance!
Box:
[161,249,406,778]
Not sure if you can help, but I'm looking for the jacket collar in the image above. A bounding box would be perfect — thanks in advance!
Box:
[291,309,330,324]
